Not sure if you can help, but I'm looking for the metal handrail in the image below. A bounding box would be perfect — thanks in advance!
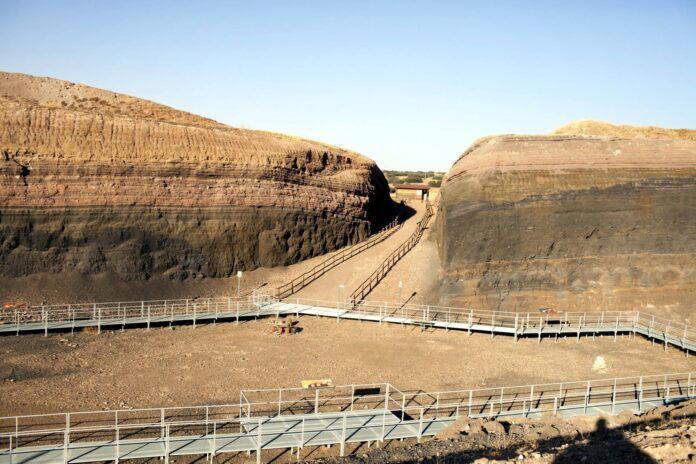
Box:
[1,371,694,458]
[273,215,402,299]
[349,201,433,303]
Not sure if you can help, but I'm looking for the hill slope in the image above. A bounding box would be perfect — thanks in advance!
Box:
[0,72,395,281]
[436,126,696,318]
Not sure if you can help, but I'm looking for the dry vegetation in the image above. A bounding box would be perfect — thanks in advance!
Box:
[553,119,696,141]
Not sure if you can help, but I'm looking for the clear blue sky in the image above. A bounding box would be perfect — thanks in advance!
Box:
[1,1,695,171]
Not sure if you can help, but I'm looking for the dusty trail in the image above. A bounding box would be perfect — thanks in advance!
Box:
[292,201,426,302]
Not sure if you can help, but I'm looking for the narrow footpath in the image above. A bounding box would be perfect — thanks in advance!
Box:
[292,201,427,302]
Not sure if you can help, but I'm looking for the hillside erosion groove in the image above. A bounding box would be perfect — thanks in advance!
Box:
[0,72,397,280]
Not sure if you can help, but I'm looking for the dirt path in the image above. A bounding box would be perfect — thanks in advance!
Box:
[364,205,441,305]
[292,201,427,302]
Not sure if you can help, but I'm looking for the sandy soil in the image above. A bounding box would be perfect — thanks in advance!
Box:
[2,315,694,417]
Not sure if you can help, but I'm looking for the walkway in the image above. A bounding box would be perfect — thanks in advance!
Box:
[3,296,696,355]
[2,371,695,464]
[292,202,427,301]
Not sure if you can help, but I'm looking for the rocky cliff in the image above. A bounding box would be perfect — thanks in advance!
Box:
[0,72,395,280]
[436,126,696,317]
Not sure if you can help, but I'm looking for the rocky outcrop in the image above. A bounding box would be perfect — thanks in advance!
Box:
[436,131,696,317]
[0,72,395,280]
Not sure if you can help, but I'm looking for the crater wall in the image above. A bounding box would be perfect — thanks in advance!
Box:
[0,72,395,280]
[436,135,696,317]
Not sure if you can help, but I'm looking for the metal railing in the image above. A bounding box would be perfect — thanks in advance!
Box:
[1,372,694,464]
[274,215,401,299]
[349,201,433,303]
[4,291,696,355]
[239,383,402,417]
[0,296,255,335]
[268,296,696,352]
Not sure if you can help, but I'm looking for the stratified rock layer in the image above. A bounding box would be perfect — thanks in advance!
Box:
[436,134,696,316]
[0,72,395,280]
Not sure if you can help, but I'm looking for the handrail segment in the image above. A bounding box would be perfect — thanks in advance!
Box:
[349,201,433,303]
[0,297,255,335]
[1,372,694,464]
[4,293,696,356]
[274,215,401,299]
[287,297,696,351]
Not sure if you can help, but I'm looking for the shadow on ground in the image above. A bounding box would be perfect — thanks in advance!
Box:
[333,409,691,464]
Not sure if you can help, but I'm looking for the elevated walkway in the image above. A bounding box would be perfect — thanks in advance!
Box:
[3,296,695,354]
[2,372,695,464]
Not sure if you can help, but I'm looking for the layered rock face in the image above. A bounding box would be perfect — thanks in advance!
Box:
[436,129,696,316]
[0,72,394,280]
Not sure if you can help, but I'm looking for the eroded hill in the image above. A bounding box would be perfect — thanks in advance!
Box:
[435,125,696,318]
[0,72,395,281]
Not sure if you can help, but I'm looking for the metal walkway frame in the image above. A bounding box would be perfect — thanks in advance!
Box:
[3,295,696,462]
[3,295,695,356]
[2,372,695,464]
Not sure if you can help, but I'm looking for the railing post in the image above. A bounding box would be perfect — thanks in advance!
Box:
[212,420,217,458]
[165,424,170,464]
[514,313,518,342]
[43,305,47,337]
[381,410,386,442]
[63,412,70,464]
[315,388,320,413]
[340,414,347,456]
[193,303,197,328]
[98,308,101,334]
[418,408,424,442]
[256,417,262,464]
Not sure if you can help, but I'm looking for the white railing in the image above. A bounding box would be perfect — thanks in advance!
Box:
[5,292,695,354]
[1,371,694,463]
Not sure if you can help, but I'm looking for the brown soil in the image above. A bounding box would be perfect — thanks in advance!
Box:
[2,316,694,417]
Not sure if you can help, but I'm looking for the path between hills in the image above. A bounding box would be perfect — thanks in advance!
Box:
[291,200,429,302]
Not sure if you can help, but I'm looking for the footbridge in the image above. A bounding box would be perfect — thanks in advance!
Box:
[2,295,695,355]
[2,371,695,464]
